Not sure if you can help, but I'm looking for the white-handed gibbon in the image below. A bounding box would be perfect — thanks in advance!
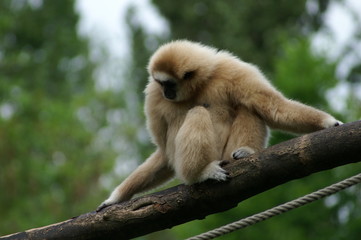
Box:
[98,40,342,210]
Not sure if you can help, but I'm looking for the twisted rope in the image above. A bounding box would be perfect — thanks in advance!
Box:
[187,173,361,240]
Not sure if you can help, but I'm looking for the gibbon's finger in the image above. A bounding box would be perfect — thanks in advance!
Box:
[232,146,255,160]
[219,160,230,167]
[204,161,230,182]
[209,165,231,182]
[334,121,343,126]
[216,163,231,181]
[96,203,110,212]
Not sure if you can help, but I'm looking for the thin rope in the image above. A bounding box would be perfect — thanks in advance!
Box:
[187,173,361,240]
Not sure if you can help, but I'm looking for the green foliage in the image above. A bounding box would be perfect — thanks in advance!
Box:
[0,0,111,235]
[273,38,337,105]
[1,0,360,238]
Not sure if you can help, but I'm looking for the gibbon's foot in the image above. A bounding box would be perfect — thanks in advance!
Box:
[200,161,230,182]
[322,117,343,128]
[232,146,255,160]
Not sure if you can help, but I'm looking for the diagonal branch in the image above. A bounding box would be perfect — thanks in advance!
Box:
[2,121,361,240]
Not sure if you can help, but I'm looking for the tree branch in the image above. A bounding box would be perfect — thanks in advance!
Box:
[2,121,361,240]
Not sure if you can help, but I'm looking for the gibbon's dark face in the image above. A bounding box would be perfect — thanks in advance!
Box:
[152,70,196,101]
[160,81,177,100]
[153,71,177,100]
[148,40,217,102]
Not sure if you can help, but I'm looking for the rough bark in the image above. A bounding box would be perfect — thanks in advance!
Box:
[1,121,361,240]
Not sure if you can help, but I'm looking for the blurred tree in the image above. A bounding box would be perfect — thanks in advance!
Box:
[120,0,361,239]
[0,0,111,235]
[2,0,359,239]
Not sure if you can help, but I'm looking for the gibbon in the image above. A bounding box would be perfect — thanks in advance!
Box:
[98,40,341,210]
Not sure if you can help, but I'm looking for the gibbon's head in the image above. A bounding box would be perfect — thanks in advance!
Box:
[147,40,218,102]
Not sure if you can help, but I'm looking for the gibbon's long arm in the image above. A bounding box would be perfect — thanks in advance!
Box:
[250,89,336,133]
[98,150,173,210]
[231,66,340,133]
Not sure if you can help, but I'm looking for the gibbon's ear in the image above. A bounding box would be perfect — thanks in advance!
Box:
[182,70,196,80]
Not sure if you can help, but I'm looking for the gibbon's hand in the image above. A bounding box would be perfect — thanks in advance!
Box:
[97,191,123,212]
[96,202,109,212]
[200,161,231,182]
[334,121,343,126]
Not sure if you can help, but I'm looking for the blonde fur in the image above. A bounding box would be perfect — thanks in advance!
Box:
[98,40,341,209]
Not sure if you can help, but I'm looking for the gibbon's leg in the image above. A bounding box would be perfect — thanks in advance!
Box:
[98,150,173,210]
[223,107,269,160]
[174,106,229,184]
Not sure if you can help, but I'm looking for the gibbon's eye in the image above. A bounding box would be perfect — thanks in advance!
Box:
[182,71,195,80]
